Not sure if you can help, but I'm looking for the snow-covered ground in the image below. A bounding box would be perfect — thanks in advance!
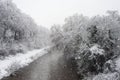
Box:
[0,47,49,80]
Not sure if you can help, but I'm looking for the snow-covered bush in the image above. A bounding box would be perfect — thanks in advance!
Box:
[75,45,106,78]
[93,72,120,80]
[74,26,117,79]
[62,25,118,79]
[0,49,9,59]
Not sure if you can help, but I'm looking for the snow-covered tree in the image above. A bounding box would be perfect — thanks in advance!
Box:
[0,0,50,56]
[50,10,120,79]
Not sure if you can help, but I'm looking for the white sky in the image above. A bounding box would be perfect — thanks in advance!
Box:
[12,0,120,29]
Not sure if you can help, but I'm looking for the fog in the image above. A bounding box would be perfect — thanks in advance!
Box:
[13,0,120,28]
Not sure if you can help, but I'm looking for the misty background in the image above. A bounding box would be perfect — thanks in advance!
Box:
[13,0,120,28]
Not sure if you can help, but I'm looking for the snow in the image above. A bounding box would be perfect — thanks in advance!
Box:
[0,47,49,80]
[92,54,120,80]
[93,72,120,80]
[90,44,104,55]
[115,56,120,71]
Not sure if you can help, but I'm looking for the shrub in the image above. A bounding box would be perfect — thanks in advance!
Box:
[0,49,9,57]
[75,45,106,77]
[93,72,120,80]
[9,49,17,55]
[73,26,117,79]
